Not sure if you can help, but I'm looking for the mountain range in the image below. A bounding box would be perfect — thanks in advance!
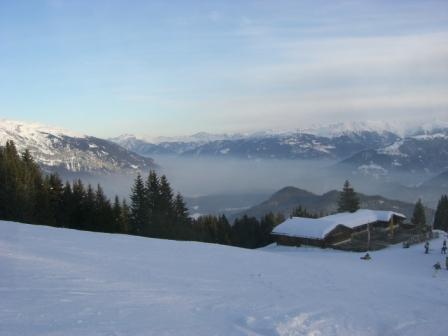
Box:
[112,121,448,181]
[111,127,400,160]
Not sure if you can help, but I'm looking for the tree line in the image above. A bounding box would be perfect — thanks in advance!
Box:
[0,140,284,248]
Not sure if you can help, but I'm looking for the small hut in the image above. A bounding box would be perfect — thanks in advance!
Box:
[272,209,406,248]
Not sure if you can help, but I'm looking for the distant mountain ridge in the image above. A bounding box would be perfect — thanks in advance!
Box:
[114,120,448,144]
[339,128,448,177]
[0,119,156,175]
[113,129,399,160]
[111,121,448,180]
[234,186,435,221]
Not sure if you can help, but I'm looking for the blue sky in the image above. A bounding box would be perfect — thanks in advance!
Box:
[1,0,448,137]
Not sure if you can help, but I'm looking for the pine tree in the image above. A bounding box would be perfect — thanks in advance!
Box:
[33,175,51,225]
[259,213,277,246]
[173,193,191,239]
[337,180,360,213]
[82,184,96,231]
[174,193,189,222]
[60,182,74,228]
[158,174,175,238]
[2,141,25,220]
[94,184,113,233]
[71,179,87,229]
[120,199,130,233]
[411,198,427,232]
[48,174,64,226]
[130,174,148,235]
[112,196,123,233]
[145,170,160,236]
[433,195,448,232]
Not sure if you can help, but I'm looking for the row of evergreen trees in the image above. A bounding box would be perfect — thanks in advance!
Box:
[191,213,285,248]
[0,140,130,233]
[0,140,284,248]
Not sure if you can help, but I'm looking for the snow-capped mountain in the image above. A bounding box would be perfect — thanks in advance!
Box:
[112,128,400,160]
[111,120,448,180]
[111,132,248,146]
[0,119,156,175]
[340,127,448,177]
[302,120,448,138]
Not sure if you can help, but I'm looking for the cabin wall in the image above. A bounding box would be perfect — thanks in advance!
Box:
[273,235,325,248]
[325,225,353,245]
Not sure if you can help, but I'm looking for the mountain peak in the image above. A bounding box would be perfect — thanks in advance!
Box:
[0,119,155,175]
[0,119,85,140]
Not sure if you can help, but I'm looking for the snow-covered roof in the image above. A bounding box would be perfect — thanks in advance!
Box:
[272,209,406,240]
[271,217,336,240]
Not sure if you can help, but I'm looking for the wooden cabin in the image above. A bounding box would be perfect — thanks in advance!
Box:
[271,209,406,248]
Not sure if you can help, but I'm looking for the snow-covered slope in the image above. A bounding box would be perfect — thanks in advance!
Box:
[0,119,156,175]
[1,220,447,335]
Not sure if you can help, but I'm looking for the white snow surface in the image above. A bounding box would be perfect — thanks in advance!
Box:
[272,217,335,240]
[273,209,406,239]
[1,220,447,336]
[323,209,406,228]
[0,119,84,142]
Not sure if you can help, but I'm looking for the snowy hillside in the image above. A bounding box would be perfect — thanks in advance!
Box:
[1,220,447,335]
[0,119,156,175]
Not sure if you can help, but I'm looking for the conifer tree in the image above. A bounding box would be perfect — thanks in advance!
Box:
[2,141,24,220]
[48,174,64,226]
[120,199,130,233]
[60,182,74,228]
[158,174,175,237]
[130,174,147,234]
[33,175,51,225]
[217,215,231,244]
[112,196,122,233]
[434,195,448,232]
[81,184,96,231]
[259,212,277,246]
[71,179,87,229]
[145,170,160,236]
[174,193,189,223]
[411,198,427,232]
[94,184,113,233]
[173,193,191,238]
[337,180,360,213]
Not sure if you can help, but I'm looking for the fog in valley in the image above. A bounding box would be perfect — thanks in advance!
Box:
[67,155,442,217]
[152,156,340,197]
